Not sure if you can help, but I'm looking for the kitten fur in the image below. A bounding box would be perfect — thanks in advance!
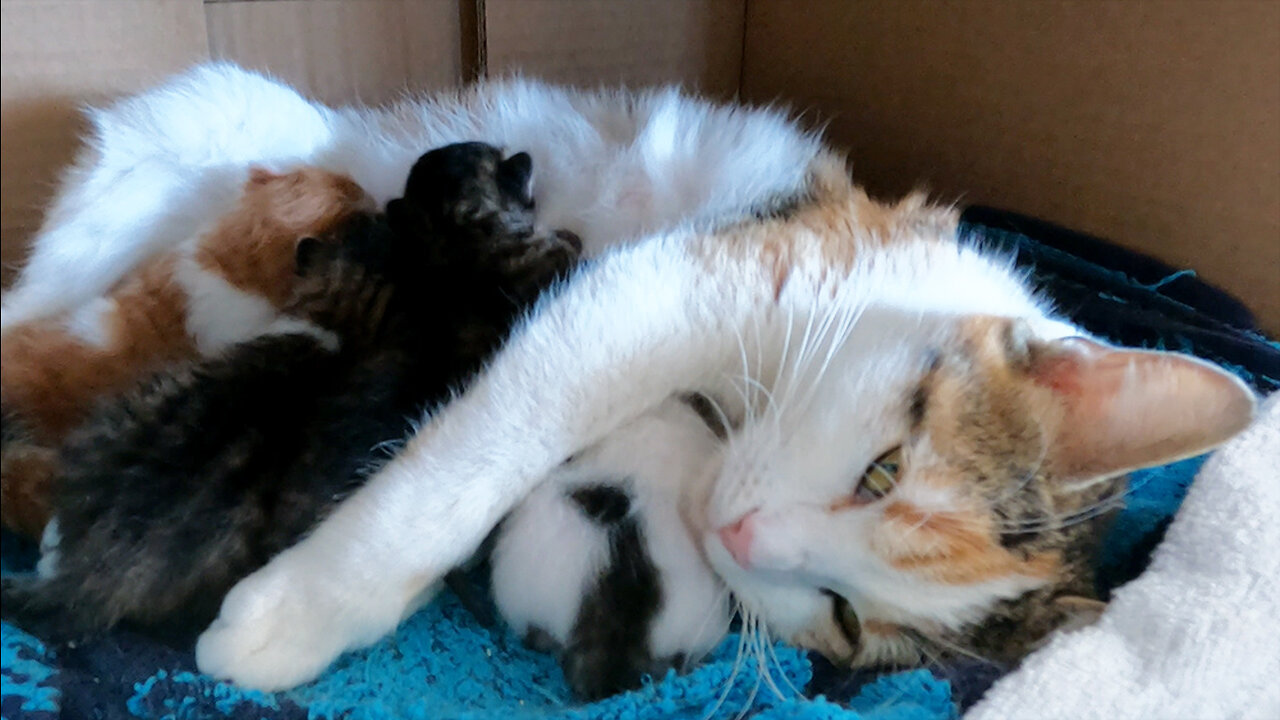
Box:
[0,167,373,538]
[491,396,731,699]
[0,65,1255,694]
[1,143,579,642]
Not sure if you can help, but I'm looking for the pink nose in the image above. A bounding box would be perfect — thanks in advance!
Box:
[717,514,756,569]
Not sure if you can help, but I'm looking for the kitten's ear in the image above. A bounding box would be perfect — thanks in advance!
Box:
[1030,337,1256,479]
[498,152,535,205]
[248,167,282,185]
[294,237,324,276]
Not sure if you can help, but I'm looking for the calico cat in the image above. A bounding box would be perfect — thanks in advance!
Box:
[1,142,580,641]
[2,65,1256,694]
[0,167,374,538]
[195,162,1253,692]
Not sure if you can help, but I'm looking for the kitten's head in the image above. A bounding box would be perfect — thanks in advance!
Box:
[388,141,581,280]
[387,142,540,248]
[283,217,405,343]
[197,167,375,308]
[693,250,1256,669]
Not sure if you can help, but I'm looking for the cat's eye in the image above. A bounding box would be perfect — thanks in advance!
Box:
[823,590,861,651]
[853,446,903,503]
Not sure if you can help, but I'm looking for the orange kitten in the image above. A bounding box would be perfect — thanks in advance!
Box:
[0,167,373,537]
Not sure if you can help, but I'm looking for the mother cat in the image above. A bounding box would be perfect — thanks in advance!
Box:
[3,64,1255,691]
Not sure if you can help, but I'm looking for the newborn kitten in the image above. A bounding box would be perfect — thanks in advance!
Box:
[491,396,731,700]
[0,167,374,538]
[1,143,579,642]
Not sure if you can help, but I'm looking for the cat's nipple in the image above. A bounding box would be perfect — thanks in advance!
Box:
[717,514,756,569]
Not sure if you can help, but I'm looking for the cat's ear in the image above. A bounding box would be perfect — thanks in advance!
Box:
[498,152,535,205]
[248,167,282,185]
[294,237,324,276]
[1029,337,1256,479]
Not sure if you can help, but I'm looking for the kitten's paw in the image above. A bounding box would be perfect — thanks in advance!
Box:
[552,229,583,258]
[195,556,387,691]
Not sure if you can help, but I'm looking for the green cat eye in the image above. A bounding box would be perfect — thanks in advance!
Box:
[853,446,903,503]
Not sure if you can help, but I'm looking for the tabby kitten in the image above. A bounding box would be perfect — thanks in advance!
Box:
[0,167,373,538]
[1,143,579,641]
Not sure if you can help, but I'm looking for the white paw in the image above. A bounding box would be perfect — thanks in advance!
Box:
[195,554,390,691]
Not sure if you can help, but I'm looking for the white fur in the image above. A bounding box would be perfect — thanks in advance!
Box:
[36,518,61,579]
[2,63,820,331]
[172,253,281,354]
[492,399,730,661]
[61,297,116,347]
[491,477,610,642]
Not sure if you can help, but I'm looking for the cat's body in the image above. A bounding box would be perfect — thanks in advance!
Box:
[0,167,373,537]
[1,65,1256,696]
[1,143,580,642]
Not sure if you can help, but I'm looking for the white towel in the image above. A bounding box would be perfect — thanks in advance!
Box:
[967,393,1280,720]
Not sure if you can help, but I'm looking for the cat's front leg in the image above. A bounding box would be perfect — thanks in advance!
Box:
[196,232,771,690]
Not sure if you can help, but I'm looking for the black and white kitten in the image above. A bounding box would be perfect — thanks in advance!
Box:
[491,395,733,700]
[1,142,580,643]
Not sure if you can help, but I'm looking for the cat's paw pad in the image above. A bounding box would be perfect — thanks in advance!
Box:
[195,562,347,691]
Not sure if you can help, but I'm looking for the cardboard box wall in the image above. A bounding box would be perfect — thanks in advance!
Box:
[3,0,1277,331]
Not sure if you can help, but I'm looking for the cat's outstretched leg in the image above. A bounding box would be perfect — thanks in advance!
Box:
[1,64,330,330]
[194,232,773,690]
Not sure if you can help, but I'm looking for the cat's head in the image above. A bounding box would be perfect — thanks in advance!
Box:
[692,255,1256,668]
[387,142,540,247]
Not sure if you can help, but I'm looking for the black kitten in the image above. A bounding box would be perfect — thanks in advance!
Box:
[1,142,580,644]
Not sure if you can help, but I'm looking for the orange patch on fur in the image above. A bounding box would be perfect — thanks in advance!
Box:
[0,441,58,539]
[1,254,199,536]
[879,501,1059,585]
[861,620,900,637]
[694,152,958,293]
[195,167,374,308]
[1,255,193,444]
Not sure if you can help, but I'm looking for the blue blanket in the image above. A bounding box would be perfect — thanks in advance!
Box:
[4,208,1276,720]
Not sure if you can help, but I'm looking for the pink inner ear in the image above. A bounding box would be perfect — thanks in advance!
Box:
[248,167,282,184]
[1029,337,1256,479]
